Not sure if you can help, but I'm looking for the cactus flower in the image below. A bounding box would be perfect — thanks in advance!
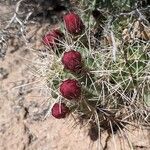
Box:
[52,103,69,119]
[64,12,85,35]
[60,79,81,100]
[62,50,82,73]
[43,29,63,47]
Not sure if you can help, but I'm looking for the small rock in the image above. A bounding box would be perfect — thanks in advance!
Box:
[0,67,9,80]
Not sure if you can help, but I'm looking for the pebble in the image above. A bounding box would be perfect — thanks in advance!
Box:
[0,67,9,80]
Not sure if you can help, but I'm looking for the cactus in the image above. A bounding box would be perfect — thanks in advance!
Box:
[43,9,150,146]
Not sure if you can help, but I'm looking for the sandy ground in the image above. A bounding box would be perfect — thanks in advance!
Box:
[0,1,150,150]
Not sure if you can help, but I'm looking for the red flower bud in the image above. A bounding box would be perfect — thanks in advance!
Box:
[64,12,85,35]
[62,50,82,73]
[60,79,81,100]
[52,103,69,119]
[43,29,63,47]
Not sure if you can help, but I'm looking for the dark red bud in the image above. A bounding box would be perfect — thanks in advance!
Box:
[64,12,85,35]
[62,50,82,73]
[43,29,63,47]
[52,103,69,119]
[60,79,81,100]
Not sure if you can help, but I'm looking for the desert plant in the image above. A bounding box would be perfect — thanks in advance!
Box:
[5,0,149,149]
[43,3,150,148]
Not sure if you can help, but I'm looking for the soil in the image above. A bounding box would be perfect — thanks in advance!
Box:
[0,1,150,150]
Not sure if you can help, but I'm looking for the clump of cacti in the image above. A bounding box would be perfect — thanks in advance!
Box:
[42,11,150,141]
